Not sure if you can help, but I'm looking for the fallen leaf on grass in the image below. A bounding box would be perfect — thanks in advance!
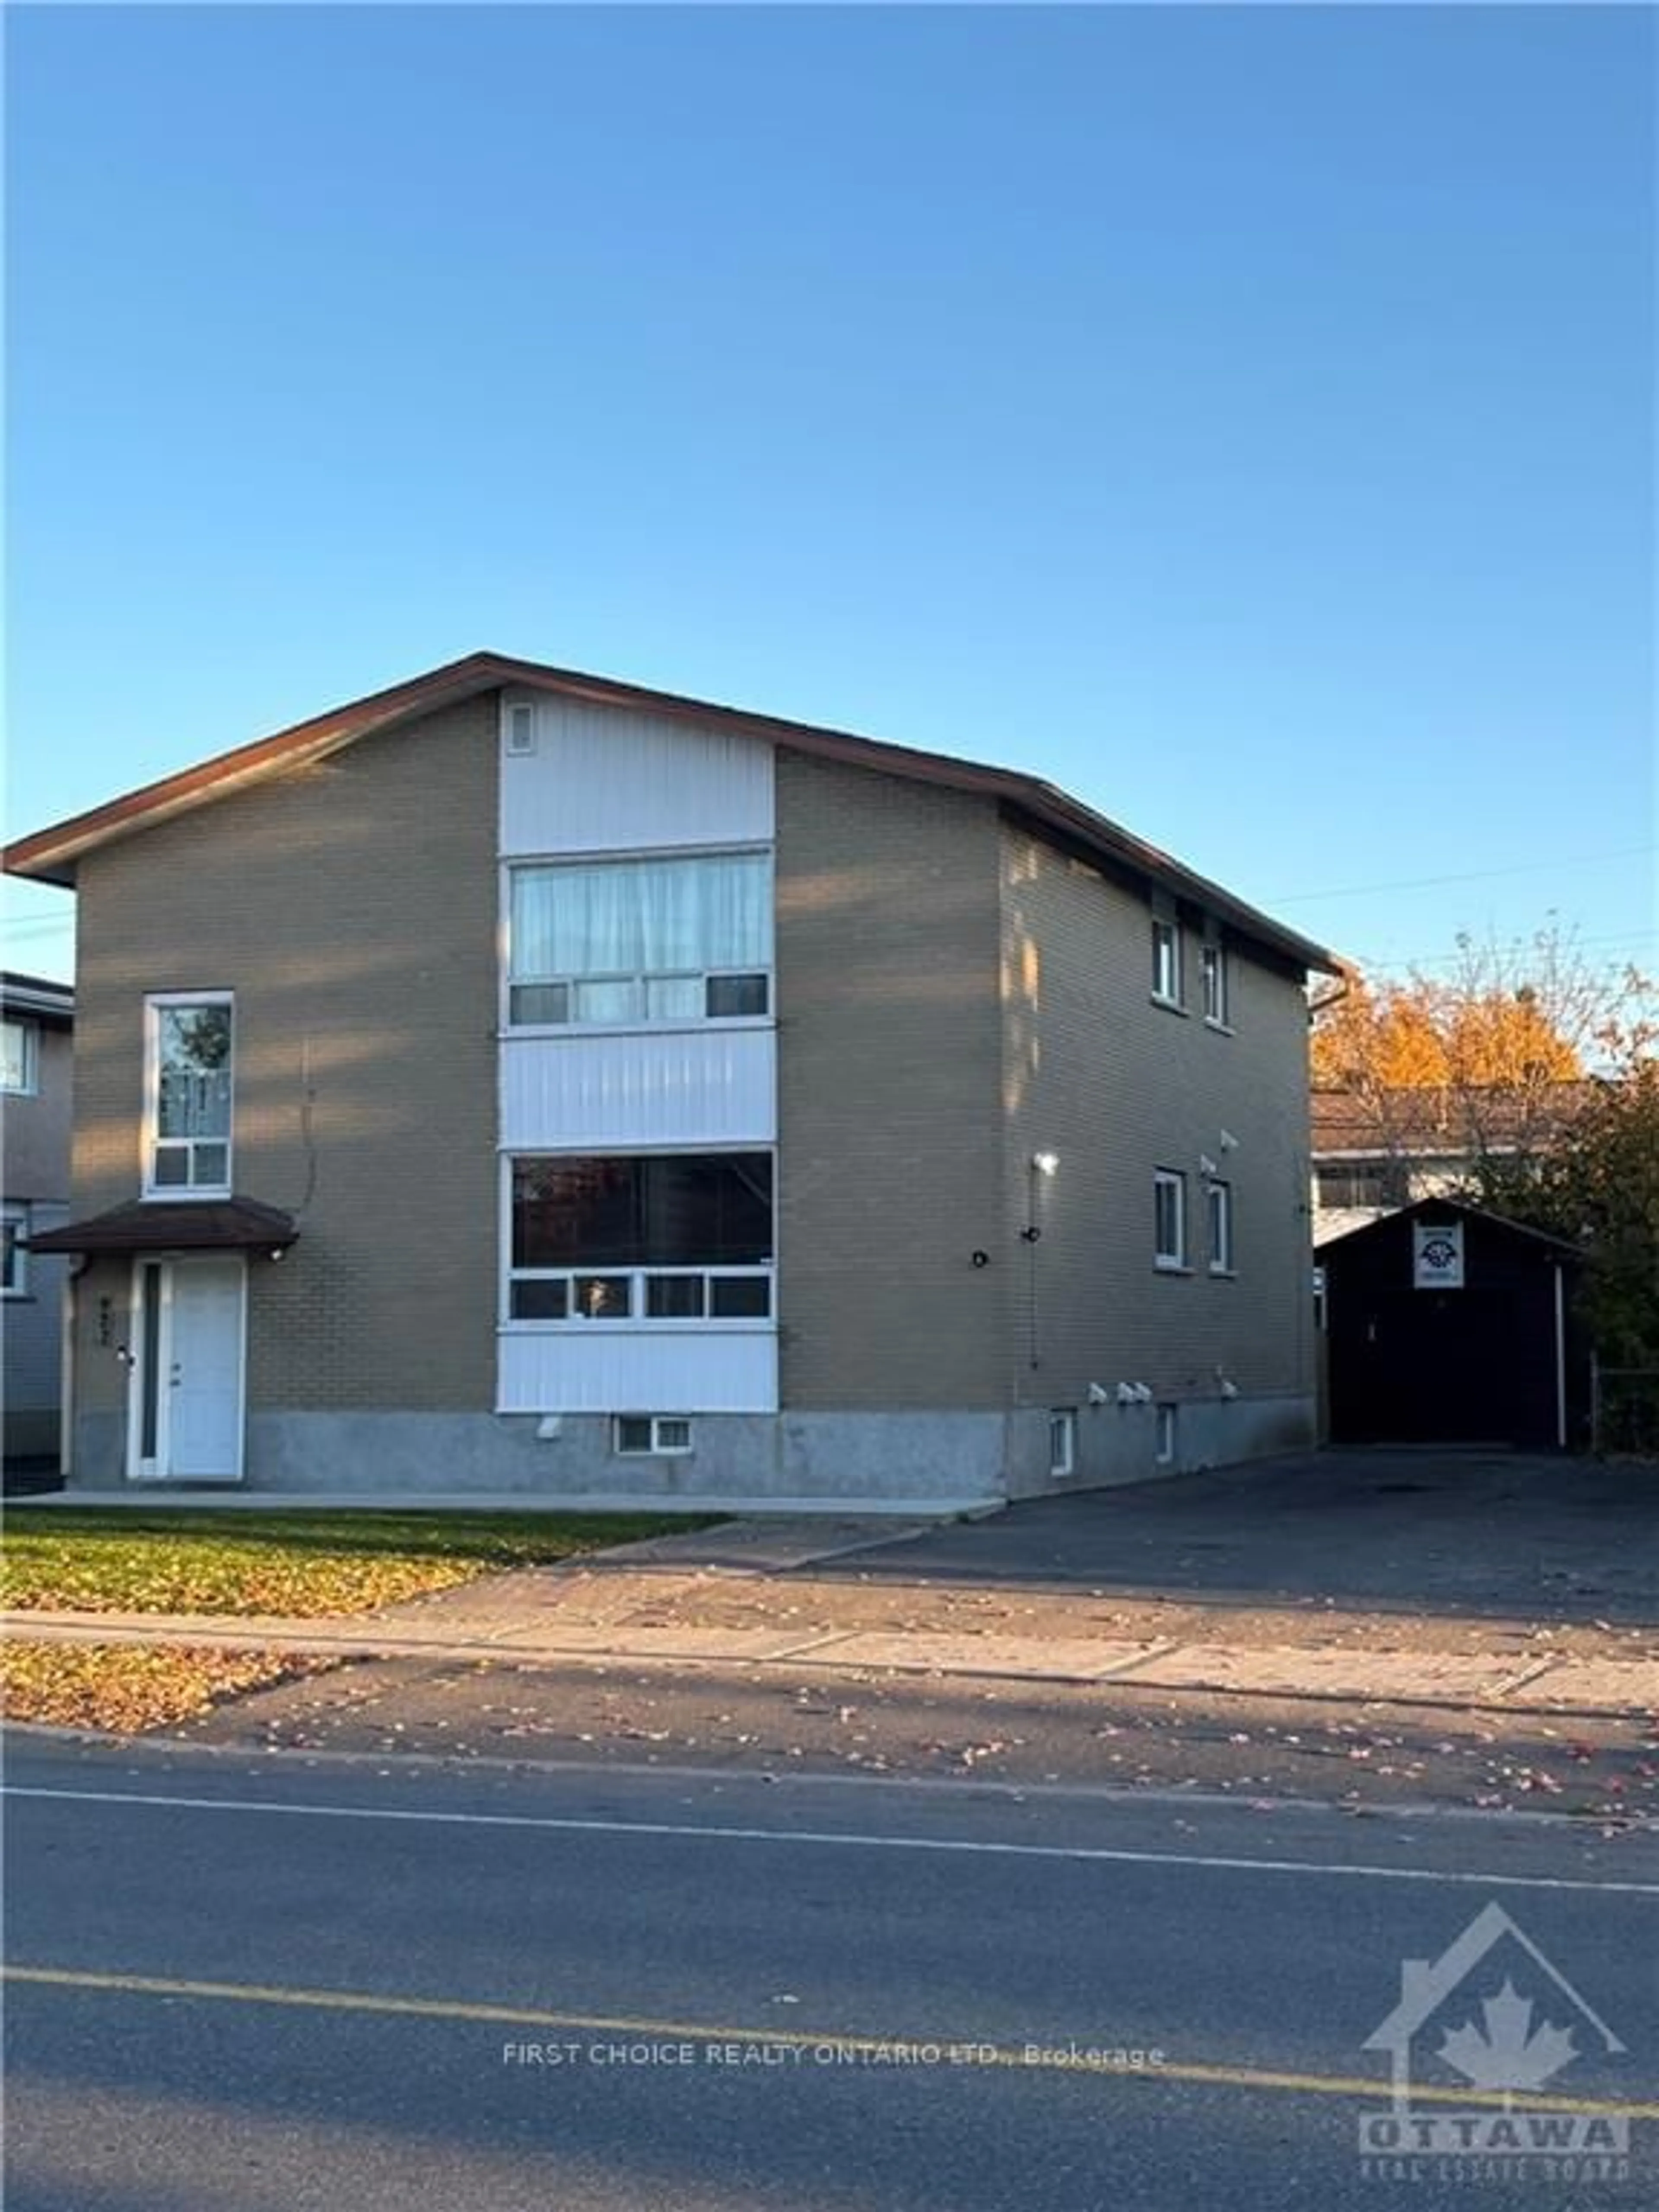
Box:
[1,1641,337,1733]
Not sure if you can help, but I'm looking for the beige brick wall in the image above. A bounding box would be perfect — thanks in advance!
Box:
[72,1255,132,1421]
[775,751,1007,1409]
[69,696,500,1413]
[1000,826,1316,1408]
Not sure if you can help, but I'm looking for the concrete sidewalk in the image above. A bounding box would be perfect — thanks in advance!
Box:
[8,1515,1658,1720]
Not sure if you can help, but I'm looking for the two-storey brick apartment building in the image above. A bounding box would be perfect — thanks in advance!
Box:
[6,654,1337,1508]
[2,971,74,1469]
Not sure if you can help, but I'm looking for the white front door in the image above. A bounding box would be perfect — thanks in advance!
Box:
[130,1256,246,1481]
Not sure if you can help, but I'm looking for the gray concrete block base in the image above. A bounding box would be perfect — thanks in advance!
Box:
[64,1393,1317,1508]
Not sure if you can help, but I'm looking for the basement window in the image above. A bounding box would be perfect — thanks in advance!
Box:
[614,1415,694,1457]
[1049,1409,1076,1477]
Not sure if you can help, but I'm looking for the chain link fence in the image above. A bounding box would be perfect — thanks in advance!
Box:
[1590,1361,1659,1457]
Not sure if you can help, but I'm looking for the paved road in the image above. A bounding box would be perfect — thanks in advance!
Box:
[5,1736,1656,2210]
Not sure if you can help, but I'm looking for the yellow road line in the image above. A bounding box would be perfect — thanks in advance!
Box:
[6,1965,1655,2120]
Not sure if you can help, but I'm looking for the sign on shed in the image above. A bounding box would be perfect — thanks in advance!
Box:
[1413,1220,1464,1290]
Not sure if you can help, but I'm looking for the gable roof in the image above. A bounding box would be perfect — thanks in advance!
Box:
[1316,1194,1582,1259]
[2,651,1340,976]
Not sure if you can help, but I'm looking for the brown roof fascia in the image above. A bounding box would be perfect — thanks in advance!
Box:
[3,650,1340,974]
[1,653,508,887]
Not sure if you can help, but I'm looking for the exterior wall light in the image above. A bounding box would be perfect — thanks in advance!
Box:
[1031,1152,1059,1177]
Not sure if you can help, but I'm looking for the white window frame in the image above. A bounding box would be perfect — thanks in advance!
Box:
[507,1262,776,1327]
[1,1204,28,1297]
[143,992,235,1200]
[1206,1179,1235,1275]
[614,1414,694,1457]
[1154,1169,1188,1271]
[1155,1404,1177,1466]
[503,1150,777,1330]
[1201,940,1230,1028]
[503,847,775,1034]
[1151,916,1183,1008]
[1048,1409,1076,1477]
[2,1017,38,1095]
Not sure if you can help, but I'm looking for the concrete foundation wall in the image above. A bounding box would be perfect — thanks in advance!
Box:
[1002,1391,1317,1500]
[65,1392,1312,1504]
[67,1407,1009,1506]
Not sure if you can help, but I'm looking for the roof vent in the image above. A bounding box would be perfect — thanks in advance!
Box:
[505,703,537,756]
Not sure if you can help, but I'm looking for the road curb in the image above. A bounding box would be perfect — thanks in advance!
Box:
[7,1611,1657,1719]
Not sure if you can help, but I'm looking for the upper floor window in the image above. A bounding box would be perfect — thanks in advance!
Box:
[508,851,772,1027]
[1151,917,1182,1008]
[2,1018,37,1093]
[146,995,233,1196]
[1206,1179,1235,1274]
[1314,1163,1396,1211]
[1201,941,1230,1027]
[1154,1168,1188,1269]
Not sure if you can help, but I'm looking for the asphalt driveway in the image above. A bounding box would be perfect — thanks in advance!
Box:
[840,1449,1659,1624]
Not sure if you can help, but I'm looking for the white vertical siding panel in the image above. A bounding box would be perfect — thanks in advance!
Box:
[503,1030,776,1150]
[500,695,774,857]
[497,1332,778,1413]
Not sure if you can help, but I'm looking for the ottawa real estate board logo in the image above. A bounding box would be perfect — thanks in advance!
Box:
[1358,1901,1635,2183]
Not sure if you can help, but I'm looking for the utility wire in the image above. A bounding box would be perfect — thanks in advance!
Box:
[1265,844,1654,906]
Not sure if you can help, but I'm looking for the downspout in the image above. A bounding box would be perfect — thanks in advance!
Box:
[1553,1261,1567,1451]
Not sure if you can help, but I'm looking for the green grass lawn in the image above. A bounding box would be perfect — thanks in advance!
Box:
[0,1509,711,1618]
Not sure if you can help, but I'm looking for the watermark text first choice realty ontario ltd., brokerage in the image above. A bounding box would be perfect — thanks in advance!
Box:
[501,2040,1169,2073]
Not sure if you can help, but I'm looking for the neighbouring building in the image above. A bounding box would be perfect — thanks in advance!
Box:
[1311,1084,1590,1246]
[5,653,1338,1509]
[3,971,74,1468]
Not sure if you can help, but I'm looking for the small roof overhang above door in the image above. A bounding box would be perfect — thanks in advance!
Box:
[25,1196,299,1257]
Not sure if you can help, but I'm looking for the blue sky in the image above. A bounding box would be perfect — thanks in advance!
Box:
[6,3,1654,989]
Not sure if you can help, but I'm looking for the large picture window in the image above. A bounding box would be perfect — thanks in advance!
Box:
[146,995,233,1196]
[509,852,772,1027]
[509,1152,774,1322]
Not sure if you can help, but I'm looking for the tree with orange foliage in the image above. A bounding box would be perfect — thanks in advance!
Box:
[1310,923,1649,1177]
